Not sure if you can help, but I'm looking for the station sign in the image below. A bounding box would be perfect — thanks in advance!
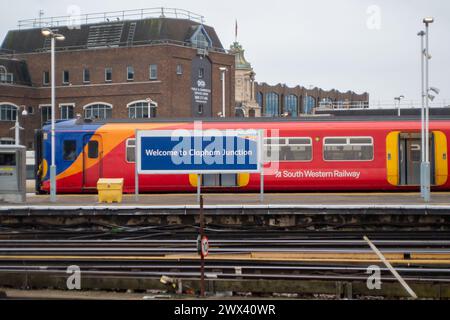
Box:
[136,129,262,174]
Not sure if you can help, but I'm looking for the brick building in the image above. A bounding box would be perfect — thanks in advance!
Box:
[0,9,235,149]
[230,42,369,117]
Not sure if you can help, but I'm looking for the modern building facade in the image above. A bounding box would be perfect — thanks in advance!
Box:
[0,9,235,149]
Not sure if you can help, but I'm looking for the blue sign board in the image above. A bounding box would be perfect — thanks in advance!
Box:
[136,130,262,174]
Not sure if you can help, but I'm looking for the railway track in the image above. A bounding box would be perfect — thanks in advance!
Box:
[1,235,449,298]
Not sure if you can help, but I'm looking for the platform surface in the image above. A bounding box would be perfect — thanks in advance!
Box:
[2,192,448,208]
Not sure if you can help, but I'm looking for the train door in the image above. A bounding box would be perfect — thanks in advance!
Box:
[82,134,103,189]
[399,136,423,185]
[387,132,446,187]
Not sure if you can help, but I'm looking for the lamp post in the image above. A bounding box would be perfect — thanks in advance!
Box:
[394,95,405,116]
[10,106,28,145]
[219,67,228,117]
[422,17,434,202]
[41,28,65,202]
[418,30,426,197]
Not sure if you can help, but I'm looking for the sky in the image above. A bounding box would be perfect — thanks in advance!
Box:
[1,0,449,104]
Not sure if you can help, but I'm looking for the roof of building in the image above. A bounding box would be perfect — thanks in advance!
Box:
[0,58,32,86]
[1,17,225,54]
[229,42,253,70]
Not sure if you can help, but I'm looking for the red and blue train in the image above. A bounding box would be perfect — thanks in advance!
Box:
[35,117,450,193]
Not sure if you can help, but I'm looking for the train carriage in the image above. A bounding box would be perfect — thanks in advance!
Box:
[35,117,450,194]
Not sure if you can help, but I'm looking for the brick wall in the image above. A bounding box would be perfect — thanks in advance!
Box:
[0,44,235,149]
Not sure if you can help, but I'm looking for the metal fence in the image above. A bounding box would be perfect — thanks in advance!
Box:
[317,100,449,110]
[18,7,205,29]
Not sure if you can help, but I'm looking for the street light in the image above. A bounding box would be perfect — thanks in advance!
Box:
[422,17,434,202]
[42,28,65,202]
[10,106,28,146]
[394,95,405,116]
[219,67,228,117]
[418,30,426,197]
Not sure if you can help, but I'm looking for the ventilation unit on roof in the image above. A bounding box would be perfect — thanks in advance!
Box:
[87,23,124,48]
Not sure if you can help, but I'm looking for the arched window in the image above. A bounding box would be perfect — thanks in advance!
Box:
[284,95,298,117]
[128,100,157,119]
[256,92,263,108]
[265,92,279,117]
[0,66,6,82]
[0,103,18,121]
[83,103,112,120]
[0,66,13,84]
[303,96,316,114]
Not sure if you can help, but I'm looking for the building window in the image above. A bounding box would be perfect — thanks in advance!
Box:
[264,92,279,117]
[105,68,112,82]
[127,66,134,81]
[284,95,298,117]
[43,71,50,85]
[62,70,70,85]
[176,64,183,75]
[303,96,315,114]
[126,139,135,163]
[149,64,158,80]
[0,66,13,84]
[257,92,263,108]
[83,68,90,83]
[40,105,51,124]
[323,137,374,161]
[198,68,204,79]
[63,140,77,161]
[84,103,112,120]
[60,104,74,120]
[190,26,211,49]
[0,138,15,145]
[265,137,312,162]
[128,101,157,119]
[0,104,17,121]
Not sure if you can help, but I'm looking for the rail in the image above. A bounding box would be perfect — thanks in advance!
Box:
[17,7,205,30]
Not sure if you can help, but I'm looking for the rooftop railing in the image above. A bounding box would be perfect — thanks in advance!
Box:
[17,7,205,30]
[317,100,450,110]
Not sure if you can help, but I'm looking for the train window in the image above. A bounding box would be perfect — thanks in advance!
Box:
[323,137,374,161]
[410,144,421,162]
[88,141,99,159]
[126,139,136,163]
[202,174,237,187]
[264,137,312,162]
[63,140,77,161]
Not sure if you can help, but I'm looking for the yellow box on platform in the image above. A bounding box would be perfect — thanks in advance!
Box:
[97,178,124,204]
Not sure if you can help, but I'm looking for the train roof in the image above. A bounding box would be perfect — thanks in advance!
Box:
[77,114,450,124]
[41,115,450,131]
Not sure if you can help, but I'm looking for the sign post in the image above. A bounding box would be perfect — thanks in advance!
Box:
[199,195,206,296]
